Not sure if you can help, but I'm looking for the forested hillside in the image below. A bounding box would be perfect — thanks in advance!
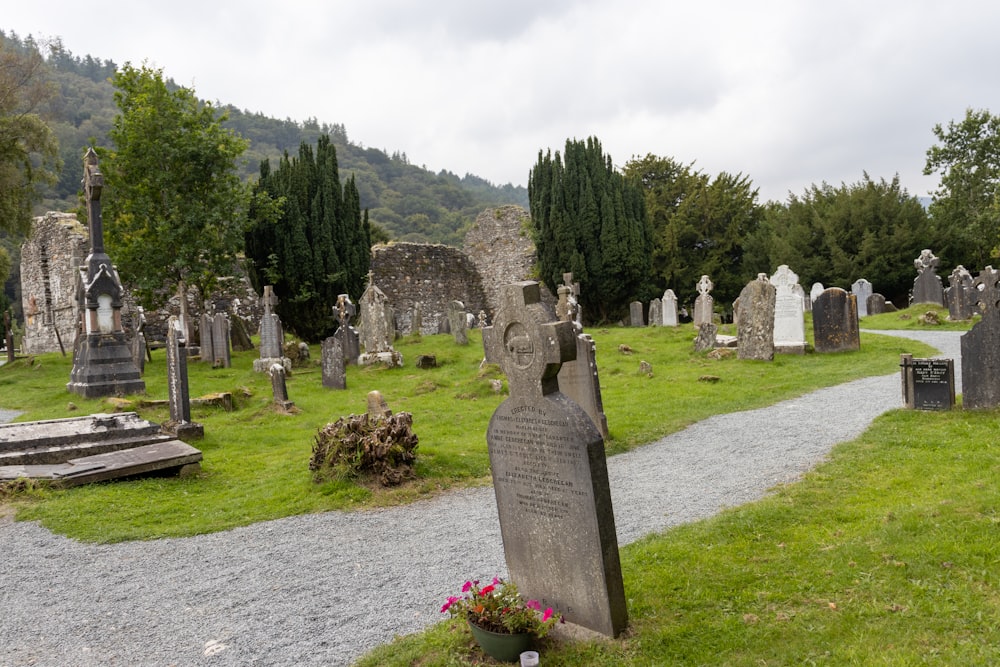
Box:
[11,31,527,247]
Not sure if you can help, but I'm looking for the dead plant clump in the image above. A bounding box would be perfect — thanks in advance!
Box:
[309,412,419,486]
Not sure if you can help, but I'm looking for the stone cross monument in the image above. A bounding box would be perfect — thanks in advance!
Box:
[483,281,627,637]
[67,148,145,398]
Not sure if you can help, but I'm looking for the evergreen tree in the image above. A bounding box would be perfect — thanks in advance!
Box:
[529,137,652,322]
[245,134,370,342]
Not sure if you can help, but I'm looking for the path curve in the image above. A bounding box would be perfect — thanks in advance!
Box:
[0,330,963,667]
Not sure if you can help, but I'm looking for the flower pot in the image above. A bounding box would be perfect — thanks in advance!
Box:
[468,620,533,662]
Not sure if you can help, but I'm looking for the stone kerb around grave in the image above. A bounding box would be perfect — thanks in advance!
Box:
[484,281,627,638]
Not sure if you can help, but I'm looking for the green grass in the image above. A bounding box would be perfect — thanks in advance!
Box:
[1,326,937,541]
[355,408,1000,666]
[861,303,978,331]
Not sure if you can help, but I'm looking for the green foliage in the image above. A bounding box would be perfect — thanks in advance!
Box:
[309,411,419,486]
[0,33,60,236]
[625,154,763,305]
[100,63,251,310]
[245,134,371,341]
[748,173,933,305]
[529,137,653,322]
[924,108,1000,268]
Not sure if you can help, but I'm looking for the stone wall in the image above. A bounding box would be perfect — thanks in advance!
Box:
[370,242,488,334]
[463,205,555,312]
[20,212,89,355]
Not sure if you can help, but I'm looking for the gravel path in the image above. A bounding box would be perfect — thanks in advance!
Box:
[0,330,963,667]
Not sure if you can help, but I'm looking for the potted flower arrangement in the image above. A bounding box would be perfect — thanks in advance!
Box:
[441,577,560,662]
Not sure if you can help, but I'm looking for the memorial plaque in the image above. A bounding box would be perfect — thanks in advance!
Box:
[484,282,627,638]
[900,354,955,410]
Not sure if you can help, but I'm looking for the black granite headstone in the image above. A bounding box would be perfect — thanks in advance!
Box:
[812,288,860,353]
[900,354,955,410]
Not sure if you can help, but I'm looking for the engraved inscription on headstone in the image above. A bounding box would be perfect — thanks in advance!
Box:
[770,265,806,354]
[484,282,627,638]
[900,354,955,410]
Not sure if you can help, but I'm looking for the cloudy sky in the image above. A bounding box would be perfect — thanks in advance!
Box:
[5,1,1000,203]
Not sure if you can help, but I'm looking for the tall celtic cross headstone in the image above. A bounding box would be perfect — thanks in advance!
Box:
[693,274,714,326]
[484,281,627,637]
[961,266,1000,408]
[912,249,945,306]
[67,148,145,398]
[254,285,291,373]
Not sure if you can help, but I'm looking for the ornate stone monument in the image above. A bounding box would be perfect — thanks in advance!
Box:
[67,148,146,398]
[484,282,627,637]
[948,265,975,320]
[912,249,945,306]
[693,275,714,326]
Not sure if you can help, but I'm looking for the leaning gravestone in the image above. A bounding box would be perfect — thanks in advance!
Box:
[961,266,1000,409]
[737,275,776,361]
[770,265,806,354]
[813,288,860,353]
[484,281,627,637]
[448,300,468,345]
[900,354,955,410]
[693,275,714,327]
[948,265,975,320]
[912,249,945,306]
[867,293,888,315]
[851,279,873,317]
[662,289,678,326]
[648,298,662,328]
[629,301,644,327]
[321,336,346,390]
[694,322,718,352]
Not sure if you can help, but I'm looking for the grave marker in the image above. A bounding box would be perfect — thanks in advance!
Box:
[851,278,873,317]
[737,275,776,361]
[448,300,468,345]
[960,266,1000,408]
[648,298,662,327]
[912,249,945,306]
[254,286,292,373]
[812,288,860,353]
[948,265,975,320]
[693,275,714,326]
[321,336,346,390]
[900,354,955,410]
[629,301,644,327]
[662,289,678,326]
[770,265,806,354]
[163,316,203,439]
[484,281,627,637]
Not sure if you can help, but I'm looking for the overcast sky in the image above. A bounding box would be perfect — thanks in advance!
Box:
[6,1,1000,203]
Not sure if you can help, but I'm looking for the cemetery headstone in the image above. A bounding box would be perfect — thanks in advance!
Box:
[648,298,662,327]
[851,278,873,317]
[900,354,955,410]
[693,275,714,327]
[694,322,718,352]
[358,275,402,366]
[211,312,231,368]
[628,301,644,327]
[321,336,346,390]
[335,294,360,365]
[662,289,678,326]
[737,275,776,361]
[770,265,806,354]
[67,148,145,398]
[411,301,423,335]
[367,390,393,418]
[230,314,255,352]
[867,293,888,315]
[948,265,975,320]
[483,281,627,637]
[553,278,610,438]
[254,286,292,373]
[912,249,945,306]
[960,266,1000,408]
[810,282,825,304]
[163,316,204,439]
[270,363,294,410]
[448,300,468,345]
[812,288,860,353]
[130,306,147,375]
[200,310,215,364]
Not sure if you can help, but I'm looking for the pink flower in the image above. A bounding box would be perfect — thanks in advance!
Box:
[525,599,541,611]
[492,577,501,586]
[542,608,554,622]
[440,596,460,613]
[462,581,473,593]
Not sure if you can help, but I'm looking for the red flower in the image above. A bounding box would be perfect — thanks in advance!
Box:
[542,608,554,622]
[440,596,461,613]
[479,584,496,596]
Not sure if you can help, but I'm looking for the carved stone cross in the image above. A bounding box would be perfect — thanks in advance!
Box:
[484,282,576,398]
[974,266,1000,314]
[83,147,106,257]
[697,274,713,296]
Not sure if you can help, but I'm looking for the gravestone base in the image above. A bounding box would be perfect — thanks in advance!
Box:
[253,356,292,373]
[68,332,146,398]
[359,350,403,367]
[775,343,806,355]
[162,420,205,440]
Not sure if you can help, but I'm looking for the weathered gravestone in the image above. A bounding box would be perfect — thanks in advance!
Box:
[693,275,714,327]
[648,299,662,328]
[321,336,346,390]
[737,275,776,361]
[211,312,231,368]
[662,289,678,326]
[948,265,975,320]
[199,310,215,364]
[484,281,627,637]
[900,354,955,410]
[810,282,825,304]
[163,316,204,439]
[448,300,468,345]
[960,266,1000,409]
[812,288,860,353]
[359,276,402,366]
[912,249,945,306]
[867,293,887,315]
[410,301,423,335]
[694,322,718,352]
[67,148,146,398]
[770,265,806,354]
[254,286,292,373]
[629,301,644,327]
[851,278,873,317]
[129,306,147,375]
[335,294,360,366]
[270,363,294,410]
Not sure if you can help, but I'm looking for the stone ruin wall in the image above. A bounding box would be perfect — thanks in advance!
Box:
[370,242,489,334]
[19,205,547,350]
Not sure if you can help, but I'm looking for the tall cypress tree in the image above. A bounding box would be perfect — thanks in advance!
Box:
[529,136,652,322]
[245,134,370,342]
